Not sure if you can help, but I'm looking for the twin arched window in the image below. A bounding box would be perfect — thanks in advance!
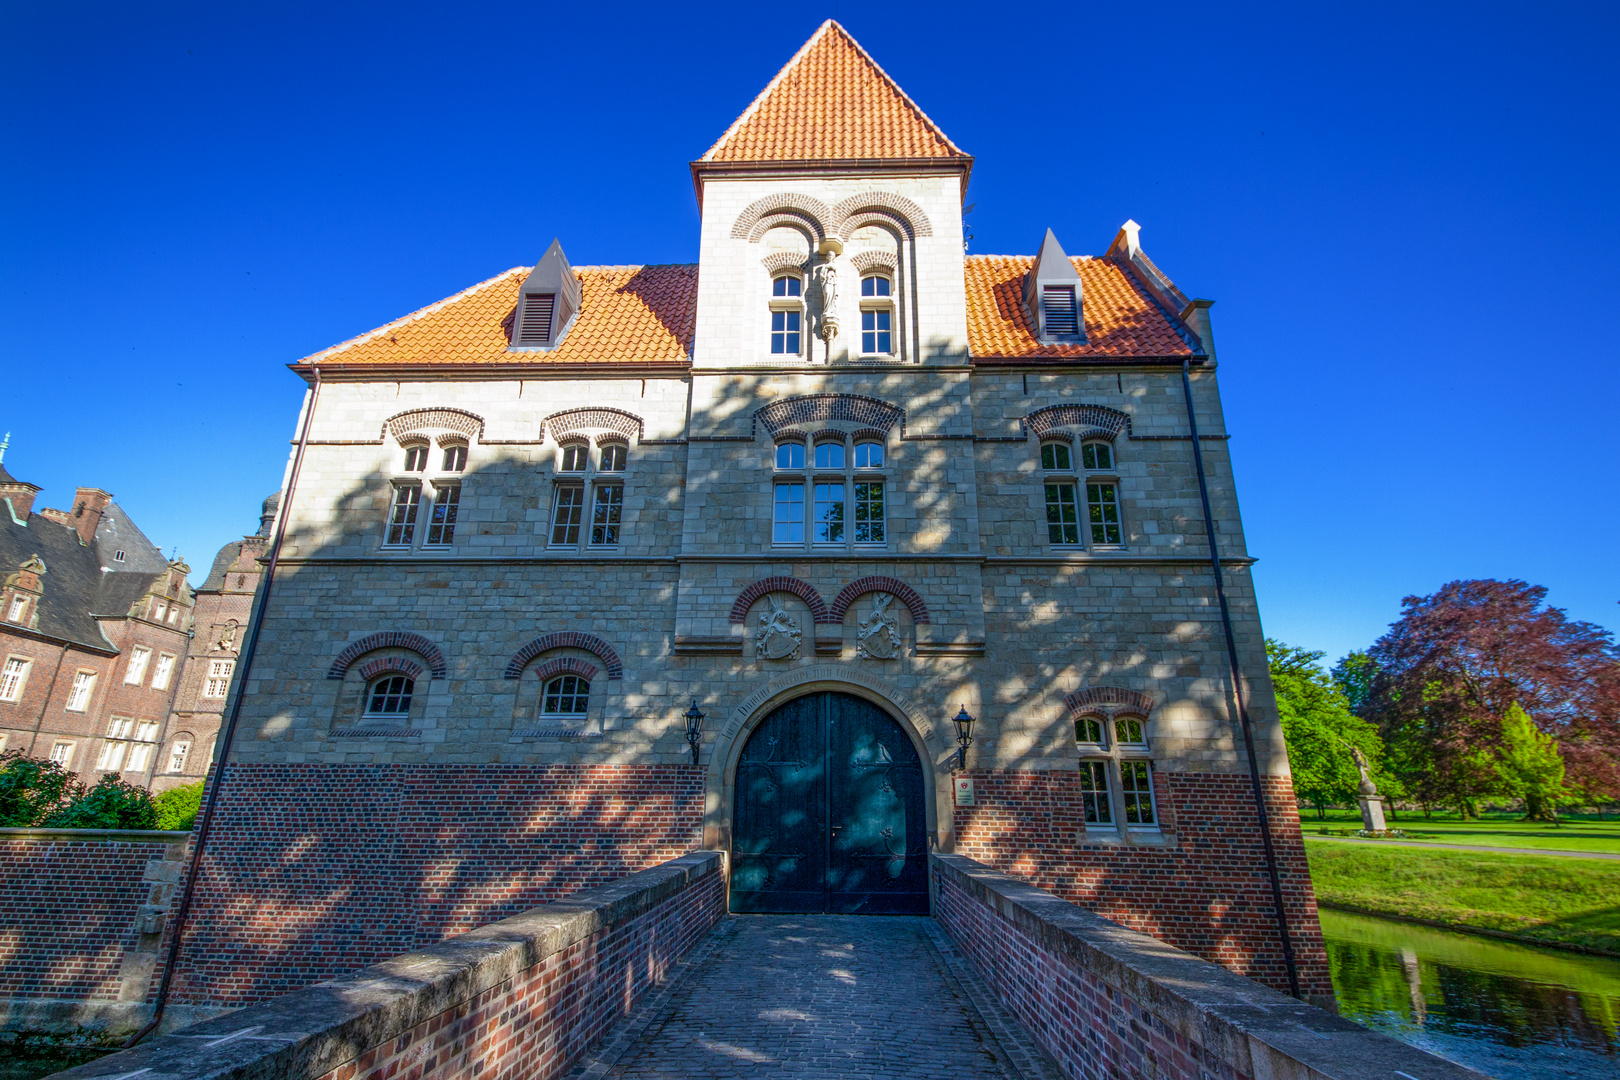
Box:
[551,439,629,549]
[389,439,467,549]
[1074,715,1157,829]
[1040,439,1121,548]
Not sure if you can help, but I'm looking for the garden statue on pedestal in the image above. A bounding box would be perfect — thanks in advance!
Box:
[1350,745,1387,832]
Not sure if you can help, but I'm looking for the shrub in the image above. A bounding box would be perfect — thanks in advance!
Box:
[44,775,156,830]
[152,782,204,832]
[0,751,80,826]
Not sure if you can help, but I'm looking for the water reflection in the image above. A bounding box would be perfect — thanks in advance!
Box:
[1321,908,1620,1079]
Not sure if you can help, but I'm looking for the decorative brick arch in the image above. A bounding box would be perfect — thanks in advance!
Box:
[730,193,834,240]
[529,657,600,685]
[327,633,447,680]
[849,250,897,274]
[504,632,623,680]
[1024,404,1131,442]
[1063,686,1156,718]
[754,395,904,438]
[543,408,644,443]
[730,577,834,625]
[830,192,933,238]
[848,428,891,445]
[830,577,930,625]
[383,408,485,442]
[760,251,810,274]
[356,658,424,683]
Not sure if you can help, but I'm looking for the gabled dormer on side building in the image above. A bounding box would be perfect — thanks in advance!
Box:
[1024,228,1086,345]
[510,239,582,351]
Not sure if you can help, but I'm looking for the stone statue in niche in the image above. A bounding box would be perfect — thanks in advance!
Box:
[217,621,239,651]
[755,595,802,660]
[814,260,839,344]
[856,593,902,659]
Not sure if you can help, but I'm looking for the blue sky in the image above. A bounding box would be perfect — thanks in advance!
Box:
[3,2,1615,665]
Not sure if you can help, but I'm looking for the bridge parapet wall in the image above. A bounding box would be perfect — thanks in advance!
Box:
[52,852,726,1080]
[931,852,1489,1080]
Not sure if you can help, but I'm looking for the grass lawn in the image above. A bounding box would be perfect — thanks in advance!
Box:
[1300,807,1620,854]
[1305,840,1620,954]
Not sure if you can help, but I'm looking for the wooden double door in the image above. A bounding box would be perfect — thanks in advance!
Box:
[730,691,929,915]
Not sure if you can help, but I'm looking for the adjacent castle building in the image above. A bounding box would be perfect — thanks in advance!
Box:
[175,22,1332,1007]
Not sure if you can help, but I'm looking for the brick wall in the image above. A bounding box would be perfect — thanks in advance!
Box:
[57,853,727,1080]
[932,853,1488,1080]
[167,762,705,1005]
[0,831,188,1003]
[953,770,1333,1001]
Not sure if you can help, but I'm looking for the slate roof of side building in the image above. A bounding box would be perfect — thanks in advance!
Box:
[0,506,165,653]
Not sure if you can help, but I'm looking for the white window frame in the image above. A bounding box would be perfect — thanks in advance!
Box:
[7,595,26,622]
[124,646,151,686]
[66,670,98,712]
[384,484,423,548]
[858,273,897,358]
[151,654,176,691]
[768,274,806,358]
[204,659,234,699]
[168,740,191,774]
[548,439,632,552]
[1074,712,1160,837]
[423,482,460,547]
[772,434,890,552]
[1,657,32,703]
[50,741,73,767]
[362,674,415,721]
[540,674,590,719]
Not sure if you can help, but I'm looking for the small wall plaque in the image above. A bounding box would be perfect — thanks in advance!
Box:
[953,777,975,807]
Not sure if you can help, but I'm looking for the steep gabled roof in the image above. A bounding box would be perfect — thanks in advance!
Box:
[295,264,698,369]
[701,20,967,164]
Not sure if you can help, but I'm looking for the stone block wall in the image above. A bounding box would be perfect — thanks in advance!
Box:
[932,853,1487,1080]
[58,853,727,1080]
[164,763,704,1006]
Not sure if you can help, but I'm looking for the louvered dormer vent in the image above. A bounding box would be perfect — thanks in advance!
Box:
[509,237,582,352]
[517,293,556,345]
[1042,286,1078,336]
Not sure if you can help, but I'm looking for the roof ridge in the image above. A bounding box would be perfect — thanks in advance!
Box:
[300,267,528,364]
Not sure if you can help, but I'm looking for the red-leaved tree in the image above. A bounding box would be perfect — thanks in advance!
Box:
[1364,579,1620,817]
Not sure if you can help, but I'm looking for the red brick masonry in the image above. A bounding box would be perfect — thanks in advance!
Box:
[167,763,705,1005]
[931,853,1487,1080]
[0,831,188,1002]
[55,853,727,1080]
[953,769,1333,1000]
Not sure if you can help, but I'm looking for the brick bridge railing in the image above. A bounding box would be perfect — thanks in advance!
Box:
[931,853,1488,1080]
[52,852,726,1080]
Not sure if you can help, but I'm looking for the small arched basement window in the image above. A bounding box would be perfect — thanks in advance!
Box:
[363,675,414,720]
[542,674,589,718]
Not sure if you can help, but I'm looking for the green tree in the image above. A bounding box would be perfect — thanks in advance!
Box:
[1268,640,1394,818]
[43,774,156,830]
[1495,702,1570,822]
[0,751,80,826]
[1330,651,1378,716]
[152,782,204,831]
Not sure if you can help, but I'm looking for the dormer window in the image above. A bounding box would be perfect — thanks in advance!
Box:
[516,293,556,345]
[1024,228,1086,344]
[403,444,429,472]
[510,239,581,351]
[113,550,126,563]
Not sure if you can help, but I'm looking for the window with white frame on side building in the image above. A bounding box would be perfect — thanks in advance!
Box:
[168,739,191,773]
[1074,712,1160,836]
[152,653,176,691]
[204,659,234,699]
[0,657,30,702]
[7,595,26,622]
[859,274,895,357]
[66,671,97,712]
[50,741,73,767]
[124,646,151,685]
[1040,438,1124,549]
[769,274,804,356]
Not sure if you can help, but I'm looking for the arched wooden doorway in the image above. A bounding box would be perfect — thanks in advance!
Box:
[729,691,929,915]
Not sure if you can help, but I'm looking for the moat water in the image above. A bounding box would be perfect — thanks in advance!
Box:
[1321,908,1620,1079]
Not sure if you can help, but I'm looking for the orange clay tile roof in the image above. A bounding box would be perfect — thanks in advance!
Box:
[702,20,967,164]
[298,264,697,367]
[965,255,1198,360]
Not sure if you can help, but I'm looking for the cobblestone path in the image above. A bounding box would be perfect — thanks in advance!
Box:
[566,915,1061,1080]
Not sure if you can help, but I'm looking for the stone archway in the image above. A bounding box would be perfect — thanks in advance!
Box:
[728,691,929,915]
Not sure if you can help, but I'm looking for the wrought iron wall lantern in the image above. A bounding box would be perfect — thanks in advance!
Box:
[951,705,975,771]
[684,699,706,765]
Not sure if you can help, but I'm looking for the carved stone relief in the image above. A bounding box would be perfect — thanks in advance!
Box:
[856,593,902,660]
[755,595,803,660]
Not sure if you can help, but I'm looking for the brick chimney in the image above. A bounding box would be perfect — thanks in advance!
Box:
[0,477,41,520]
[69,487,113,546]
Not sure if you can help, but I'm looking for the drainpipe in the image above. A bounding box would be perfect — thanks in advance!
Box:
[127,366,323,1045]
[1179,357,1301,1000]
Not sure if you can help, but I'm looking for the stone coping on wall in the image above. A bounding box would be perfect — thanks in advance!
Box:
[931,853,1490,1080]
[52,851,725,1080]
[0,828,192,842]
